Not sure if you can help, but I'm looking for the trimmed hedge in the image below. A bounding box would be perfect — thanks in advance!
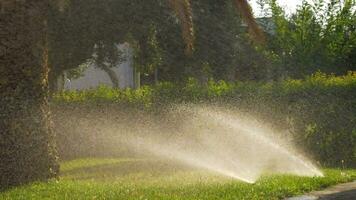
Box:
[52,72,356,167]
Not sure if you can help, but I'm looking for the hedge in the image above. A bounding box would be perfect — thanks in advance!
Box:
[52,72,356,167]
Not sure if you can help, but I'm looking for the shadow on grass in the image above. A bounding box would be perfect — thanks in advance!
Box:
[60,159,193,181]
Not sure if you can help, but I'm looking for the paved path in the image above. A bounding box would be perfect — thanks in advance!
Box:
[286,181,356,200]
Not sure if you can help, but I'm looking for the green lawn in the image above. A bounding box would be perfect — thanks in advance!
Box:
[1,158,355,200]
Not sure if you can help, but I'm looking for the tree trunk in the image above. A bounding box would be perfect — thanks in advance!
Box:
[100,64,120,88]
[154,68,159,85]
[48,68,61,93]
[0,1,59,189]
[58,73,66,91]
[134,69,141,89]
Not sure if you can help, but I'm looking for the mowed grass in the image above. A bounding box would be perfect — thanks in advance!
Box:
[1,158,355,200]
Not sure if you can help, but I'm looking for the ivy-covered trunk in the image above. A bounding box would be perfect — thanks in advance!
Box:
[0,1,59,188]
[99,64,120,88]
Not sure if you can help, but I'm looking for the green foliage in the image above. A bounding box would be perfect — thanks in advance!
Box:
[53,72,356,167]
[53,85,154,108]
[264,0,356,78]
[47,0,355,87]
[47,0,268,84]
[1,158,355,199]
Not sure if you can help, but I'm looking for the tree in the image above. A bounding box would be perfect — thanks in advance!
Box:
[0,0,260,188]
[264,0,356,78]
[0,1,59,188]
[47,0,264,86]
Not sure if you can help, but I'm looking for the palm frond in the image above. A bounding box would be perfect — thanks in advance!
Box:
[234,0,265,43]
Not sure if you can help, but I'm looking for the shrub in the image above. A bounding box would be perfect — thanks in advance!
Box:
[52,72,356,167]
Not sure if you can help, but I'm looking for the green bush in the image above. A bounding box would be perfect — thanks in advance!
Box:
[52,72,356,167]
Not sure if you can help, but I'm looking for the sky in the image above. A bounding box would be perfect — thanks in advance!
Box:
[250,0,312,16]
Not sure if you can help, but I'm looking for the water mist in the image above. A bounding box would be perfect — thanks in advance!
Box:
[124,104,323,183]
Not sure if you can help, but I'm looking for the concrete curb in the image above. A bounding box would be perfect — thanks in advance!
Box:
[285,181,356,200]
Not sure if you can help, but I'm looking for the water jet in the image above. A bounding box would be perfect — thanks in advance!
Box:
[124,104,323,183]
